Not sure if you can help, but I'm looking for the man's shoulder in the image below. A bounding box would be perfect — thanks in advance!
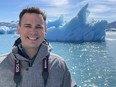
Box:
[0,53,13,67]
[50,53,64,61]
[0,55,6,63]
[49,53,67,66]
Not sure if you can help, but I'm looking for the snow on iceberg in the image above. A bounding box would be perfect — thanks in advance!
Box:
[0,26,9,34]
[47,15,64,28]
[0,26,16,34]
[46,4,108,42]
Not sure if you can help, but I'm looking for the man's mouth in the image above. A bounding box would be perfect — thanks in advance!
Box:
[27,36,39,40]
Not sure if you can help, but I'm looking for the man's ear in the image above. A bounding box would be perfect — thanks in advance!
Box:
[17,25,20,34]
[45,22,47,33]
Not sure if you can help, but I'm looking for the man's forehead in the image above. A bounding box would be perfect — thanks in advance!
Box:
[21,14,45,23]
[22,13,43,19]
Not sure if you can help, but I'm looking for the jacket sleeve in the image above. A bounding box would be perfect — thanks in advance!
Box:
[61,63,77,87]
[0,55,15,87]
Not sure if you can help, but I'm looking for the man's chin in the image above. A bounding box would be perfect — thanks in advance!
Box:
[26,44,40,49]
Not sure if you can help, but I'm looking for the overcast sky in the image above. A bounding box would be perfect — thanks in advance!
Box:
[0,0,115,23]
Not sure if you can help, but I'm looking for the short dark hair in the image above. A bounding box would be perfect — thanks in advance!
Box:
[19,7,46,25]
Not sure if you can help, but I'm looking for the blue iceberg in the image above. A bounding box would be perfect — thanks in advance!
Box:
[46,4,107,42]
[0,29,5,34]
[47,15,64,28]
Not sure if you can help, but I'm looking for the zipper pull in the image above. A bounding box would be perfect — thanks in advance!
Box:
[29,60,32,67]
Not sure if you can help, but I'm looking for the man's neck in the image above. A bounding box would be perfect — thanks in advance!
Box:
[24,48,38,59]
[20,44,39,59]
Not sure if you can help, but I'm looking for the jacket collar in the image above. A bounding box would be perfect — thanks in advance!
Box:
[12,38,52,64]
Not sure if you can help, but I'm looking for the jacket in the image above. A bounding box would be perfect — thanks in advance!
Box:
[0,41,77,87]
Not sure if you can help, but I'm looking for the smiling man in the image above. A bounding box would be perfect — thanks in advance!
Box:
[18,11,46,58]
[0,7,77,87]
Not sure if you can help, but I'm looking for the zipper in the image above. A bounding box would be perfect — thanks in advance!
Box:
[29,59,33,67]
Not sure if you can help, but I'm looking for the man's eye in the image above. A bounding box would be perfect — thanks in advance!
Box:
[36,26,43,29]
[24,25,31,28]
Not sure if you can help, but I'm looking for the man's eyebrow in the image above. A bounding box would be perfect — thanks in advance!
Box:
[24,24,42,26]
[24,24,31,26]
[36,24,42,26]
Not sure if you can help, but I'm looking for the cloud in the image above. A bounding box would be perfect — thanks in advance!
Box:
[16,0,115,22]
[44,6,71,21]
[107,0,116,2]
[83,0,116,22]
[37,0,69,6]
[39,0,83,20]
[89,5,111,13]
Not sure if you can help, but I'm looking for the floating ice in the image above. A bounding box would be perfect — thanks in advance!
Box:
[46,4,107,42]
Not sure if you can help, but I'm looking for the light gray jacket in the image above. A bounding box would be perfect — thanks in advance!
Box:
[0,43,77,87]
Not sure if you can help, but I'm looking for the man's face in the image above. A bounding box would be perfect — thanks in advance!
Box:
[18,13,46,49]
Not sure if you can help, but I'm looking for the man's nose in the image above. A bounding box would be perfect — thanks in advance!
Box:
[30,28,37,34]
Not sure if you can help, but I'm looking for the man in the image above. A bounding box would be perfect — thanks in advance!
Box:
[0,7,77,87]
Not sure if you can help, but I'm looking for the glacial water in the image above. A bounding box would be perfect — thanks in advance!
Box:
[0,31,116,87]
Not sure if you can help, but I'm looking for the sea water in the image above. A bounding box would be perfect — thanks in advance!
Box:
[0,32,116,87]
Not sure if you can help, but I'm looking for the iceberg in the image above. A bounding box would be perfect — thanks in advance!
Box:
[47,15,64,28]
[0,26,16,34]
[46,4,107,42]
[0,29,5,34]
[6,28,17,34]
